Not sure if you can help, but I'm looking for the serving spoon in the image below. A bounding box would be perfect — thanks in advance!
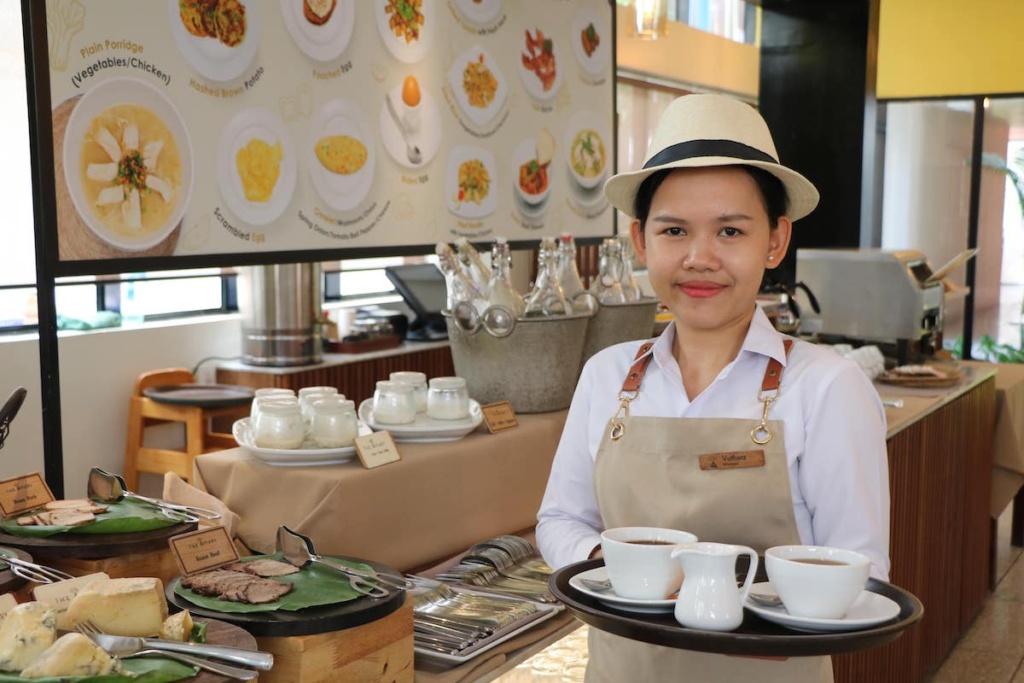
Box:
[87,467,220,521]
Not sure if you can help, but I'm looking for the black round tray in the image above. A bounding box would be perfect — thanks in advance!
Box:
[165,556,406,637]
[143,384,254,408]
[550,559,923,657]
[0,521,198,559]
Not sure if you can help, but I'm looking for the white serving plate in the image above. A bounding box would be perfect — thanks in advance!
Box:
[447,45,507,128]
[568,566,676,614]
[167,0,260,82]
[233,418,370,466]
[216,107,297,226]
[358,399,483,442]
[278,0,355,63]
[744,581,901,633]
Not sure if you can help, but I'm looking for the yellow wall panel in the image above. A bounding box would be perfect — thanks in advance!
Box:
[878,0,1024,99]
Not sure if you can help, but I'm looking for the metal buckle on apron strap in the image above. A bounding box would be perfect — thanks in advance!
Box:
[751,389,779,445]
[610,390,638,440]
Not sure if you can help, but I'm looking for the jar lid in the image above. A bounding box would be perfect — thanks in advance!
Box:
[257,396,299,406]
[258,400,301,414]
[376,380,414,393]
[298,386,339,398]
[312,396,355,411]
[255,388,295,397]
[429,376,467,390]
[390,371,427,385]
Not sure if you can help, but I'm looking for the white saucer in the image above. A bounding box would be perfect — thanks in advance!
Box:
[569,567,675,614]
[744,582,901,633]
[358,399,483,442]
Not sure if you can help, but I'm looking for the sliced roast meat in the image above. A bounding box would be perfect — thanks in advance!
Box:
[224,559,300,577]
[181,568,294,605]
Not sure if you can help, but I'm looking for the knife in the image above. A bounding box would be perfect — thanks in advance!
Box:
[83,632,274,670]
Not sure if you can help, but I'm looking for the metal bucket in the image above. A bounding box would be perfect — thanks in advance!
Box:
[579,298,659,373]
[238,263,323,367]
[446,312,591,413]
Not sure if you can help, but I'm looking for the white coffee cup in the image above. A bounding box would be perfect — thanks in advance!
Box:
[765,545,871,619]
[600,527,698,600]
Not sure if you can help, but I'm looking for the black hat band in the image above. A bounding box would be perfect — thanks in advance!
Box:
[643,139,778,170]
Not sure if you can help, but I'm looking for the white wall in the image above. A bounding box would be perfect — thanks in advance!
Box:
[0,316,241,497]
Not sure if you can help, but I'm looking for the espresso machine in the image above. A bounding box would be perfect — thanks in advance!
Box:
[795,248,972,362]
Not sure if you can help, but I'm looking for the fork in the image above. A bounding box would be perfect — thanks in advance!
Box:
[76,621,261,680]
[3,557,74,584]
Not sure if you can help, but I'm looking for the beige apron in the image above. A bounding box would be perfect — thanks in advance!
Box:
[585,341,832,683]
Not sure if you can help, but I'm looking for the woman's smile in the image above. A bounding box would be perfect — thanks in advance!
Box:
[679,280,726,298]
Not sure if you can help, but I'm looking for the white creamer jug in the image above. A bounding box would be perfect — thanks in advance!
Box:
[671,542,758,632]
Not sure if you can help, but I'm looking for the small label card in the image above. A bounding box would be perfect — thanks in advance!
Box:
[169,526,240,577]
[698,450,766,471]
[33,572,110,631]
[482,401,519,433]
[355,431,401,469]
[0,473,55,518]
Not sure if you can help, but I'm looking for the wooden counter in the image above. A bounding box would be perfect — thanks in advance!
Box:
[195,366,997,683]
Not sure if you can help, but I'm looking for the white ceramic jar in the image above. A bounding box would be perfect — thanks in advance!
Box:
[372,381,417,424]
[253,400,304,449]
[298,386,341,427]
[390,371,428,412]
[427,377,470,421]
[250,388,296,423]
[310,396,359,448]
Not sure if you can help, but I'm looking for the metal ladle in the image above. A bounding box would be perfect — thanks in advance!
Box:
[276,526,410,598]
[87,467,220,522]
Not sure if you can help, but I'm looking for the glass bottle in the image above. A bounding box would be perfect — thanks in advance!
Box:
[435,242,484,311]
[524,237,573,317]
[486,237,525,317]
[617,234,642,302]
[556,233,586,299]
[456,237,491,295]
[589,238,628,304]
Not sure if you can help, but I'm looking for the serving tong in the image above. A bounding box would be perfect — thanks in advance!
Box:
[87,467,221,523]
[0,553,73,584]
[276,526,411,599]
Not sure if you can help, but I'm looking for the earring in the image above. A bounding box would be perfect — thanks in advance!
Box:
[767,255,775,262]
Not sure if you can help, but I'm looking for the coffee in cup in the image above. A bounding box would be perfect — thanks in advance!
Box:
[600,527,698,600]
[765,545,871,619]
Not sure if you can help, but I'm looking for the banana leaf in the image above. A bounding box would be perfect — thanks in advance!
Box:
[174,553,375,613]
[0,656,195,683]
[0,499,182,538]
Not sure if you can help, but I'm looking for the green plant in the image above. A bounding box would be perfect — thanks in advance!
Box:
[977,334,1024,363]
[979,149,1024,360]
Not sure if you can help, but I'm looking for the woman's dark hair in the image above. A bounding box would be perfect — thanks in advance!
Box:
[633,165,789,229]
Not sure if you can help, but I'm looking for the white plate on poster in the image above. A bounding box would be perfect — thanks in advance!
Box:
[216,108,297,226]
[743,582,901,633]
[358,399,483,442]
[451,0,503,27]
[446,146,497,220]
[512,138,552,208]
[518,27,563,101]
[62,77,194,252]
[447,45,507,128]
[564,109,610,190]
[233,418,371,466]
[307,98,376,212]
[374,0,434,64]
[570,6,611,78]
[378,85,441,169]
[568,567,676,614]
[167,0,260,82]
[279,0,356,62]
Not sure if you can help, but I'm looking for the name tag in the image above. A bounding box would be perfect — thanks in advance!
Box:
[699,450,766,470]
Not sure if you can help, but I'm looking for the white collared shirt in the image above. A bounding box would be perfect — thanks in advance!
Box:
[536,306,891,580]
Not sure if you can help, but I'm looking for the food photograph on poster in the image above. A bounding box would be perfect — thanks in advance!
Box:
[33,0,615,266]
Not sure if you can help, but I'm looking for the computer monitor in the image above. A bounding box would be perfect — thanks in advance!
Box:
[384,264,449,340]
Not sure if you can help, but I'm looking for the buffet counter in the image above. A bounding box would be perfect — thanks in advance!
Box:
[194,364,998,683]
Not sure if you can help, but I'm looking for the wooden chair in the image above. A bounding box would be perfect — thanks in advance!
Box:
[123,368,251,489]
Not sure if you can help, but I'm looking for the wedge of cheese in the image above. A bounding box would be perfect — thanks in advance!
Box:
[20,633,120,679]
[159,609,193,642]
[66,577,168,637]
[0,602,56,672]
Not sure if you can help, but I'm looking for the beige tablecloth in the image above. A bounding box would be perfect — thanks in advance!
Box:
[192,411,568,573]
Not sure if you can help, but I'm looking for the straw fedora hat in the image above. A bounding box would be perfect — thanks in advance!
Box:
[604,93,820,221]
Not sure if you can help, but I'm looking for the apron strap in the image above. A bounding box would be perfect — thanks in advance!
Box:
[620,338,795,394]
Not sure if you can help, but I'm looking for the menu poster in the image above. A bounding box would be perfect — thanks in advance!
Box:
[35,0,616,269]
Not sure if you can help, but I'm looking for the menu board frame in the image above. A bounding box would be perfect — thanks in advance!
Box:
[22,0,618,278]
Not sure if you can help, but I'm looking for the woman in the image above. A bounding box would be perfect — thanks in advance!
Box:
[536,94,890,682]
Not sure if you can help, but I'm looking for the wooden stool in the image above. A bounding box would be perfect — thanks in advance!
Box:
[123,368,251,489]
